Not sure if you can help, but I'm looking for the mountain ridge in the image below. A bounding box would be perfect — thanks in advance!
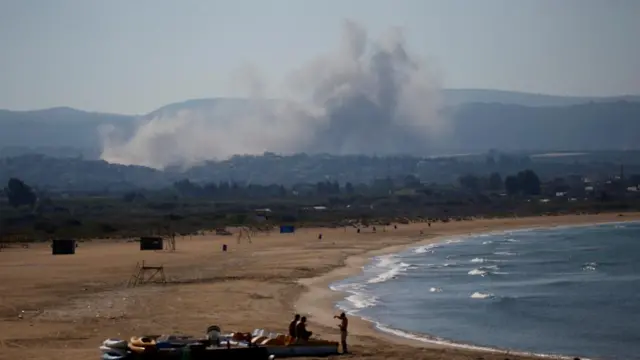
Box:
[1,89,640,161]
[3,89,639,115]
[441,89,640,107]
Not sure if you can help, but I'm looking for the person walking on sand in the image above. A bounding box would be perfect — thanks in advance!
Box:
[334,312,349,353]
[289,314,300,339]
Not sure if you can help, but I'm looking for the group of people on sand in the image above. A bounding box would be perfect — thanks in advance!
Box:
[288,312,349,353]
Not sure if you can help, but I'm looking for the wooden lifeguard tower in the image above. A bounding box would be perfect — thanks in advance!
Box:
[127,261,167,287]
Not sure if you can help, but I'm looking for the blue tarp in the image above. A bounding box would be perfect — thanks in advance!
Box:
[280,225,295,233]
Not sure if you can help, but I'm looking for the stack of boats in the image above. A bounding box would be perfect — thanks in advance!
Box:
[100,335,211,360]
[99,327,339,359]
[100,339,129,360]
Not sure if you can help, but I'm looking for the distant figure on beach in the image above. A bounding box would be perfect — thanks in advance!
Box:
[334,312,349,353]
[289,314,300,339]
[295,316,313,341]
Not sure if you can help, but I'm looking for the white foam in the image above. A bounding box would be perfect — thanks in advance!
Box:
[345,292,379,309]
[429,287,443,293]
[330,282,365,292]
[424,263,456,269]
[468,264,500,276]
[470,257,485,263]
[365,254,416,284]
[470,292,495,299]
[373,254,398,267]
[414,243,440,254]
[412,236,466,255]
[330,281,379,312]
[482,240,493,245]
[468,269,488,276]
[494,251,517,256]
[367,261,412,284]
[582,262,598,271]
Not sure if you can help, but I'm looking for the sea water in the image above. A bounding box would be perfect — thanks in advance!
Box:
[331,222,640,360]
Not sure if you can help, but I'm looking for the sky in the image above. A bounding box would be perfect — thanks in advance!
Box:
[1,0,639,114]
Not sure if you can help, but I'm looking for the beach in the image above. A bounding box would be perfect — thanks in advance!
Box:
[1,213,639,360]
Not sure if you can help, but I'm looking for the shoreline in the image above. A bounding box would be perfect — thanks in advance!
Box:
[295,214,640,358]
[3,212,640,360]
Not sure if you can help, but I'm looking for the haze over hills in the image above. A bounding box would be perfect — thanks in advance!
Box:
[441,89,640,107]
[147,89,640,116]
[2,89,639,163]
[0,107,136,157]
[2,19,638,167]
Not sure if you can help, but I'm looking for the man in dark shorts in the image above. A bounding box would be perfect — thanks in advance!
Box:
[289,314,300,339]
[334,312,349,353]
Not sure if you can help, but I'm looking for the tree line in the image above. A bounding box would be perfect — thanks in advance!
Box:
[0,169,548,209]
[5,166,638,210]
[458,170,541,196]
[125,170,545,202]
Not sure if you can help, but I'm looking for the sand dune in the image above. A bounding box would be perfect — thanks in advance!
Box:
[1,213,638,360]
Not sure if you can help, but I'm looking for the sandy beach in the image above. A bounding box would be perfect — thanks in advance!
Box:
[1,213,639,360]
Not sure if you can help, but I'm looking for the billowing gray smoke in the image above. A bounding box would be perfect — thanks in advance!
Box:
[100,20,445,169]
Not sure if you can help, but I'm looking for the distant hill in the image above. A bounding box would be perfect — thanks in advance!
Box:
[122,95,640,155]
[152,90,640,116]
[1,89,639,159]
[0,107,137,158]
[447,101,640,151]
[145,98,277,119]
[442,89,640,107]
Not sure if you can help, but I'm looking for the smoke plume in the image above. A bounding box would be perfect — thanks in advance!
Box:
[100,20,446,169]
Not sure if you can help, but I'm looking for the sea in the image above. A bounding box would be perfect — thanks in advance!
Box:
[330,221,640,360]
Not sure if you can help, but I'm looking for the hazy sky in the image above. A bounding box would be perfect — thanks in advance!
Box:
[1,0,638,114]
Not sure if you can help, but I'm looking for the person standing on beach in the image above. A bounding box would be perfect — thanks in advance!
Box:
[334,312,349,353]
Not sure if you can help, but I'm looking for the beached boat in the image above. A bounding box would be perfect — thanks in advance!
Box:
[226,330,339,357]
[99,327,338,359]
[100,336,271,360]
